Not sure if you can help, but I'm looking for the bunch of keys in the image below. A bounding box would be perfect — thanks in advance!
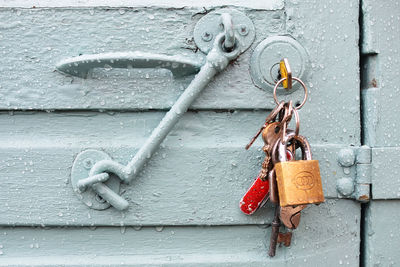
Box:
[239,59,325,257]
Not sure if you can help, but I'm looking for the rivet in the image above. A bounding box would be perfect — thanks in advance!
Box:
[336,177,354,196]
[338,148,356,167]
[201,31,213,42]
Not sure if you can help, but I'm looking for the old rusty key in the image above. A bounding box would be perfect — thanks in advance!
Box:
[240,121,285,215]
[280,205,307,229]
[272,133,306,229]
[245,101,285,150]
[240,101,297,215]
[269,137,304,256]
[240,100,286,215]
[269,204,281,257]
[268,104,297,257]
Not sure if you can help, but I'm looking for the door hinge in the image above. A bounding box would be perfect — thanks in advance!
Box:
[337,0,377,203]
[336,146,371,202]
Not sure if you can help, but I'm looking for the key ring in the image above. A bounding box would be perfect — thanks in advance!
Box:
[273,77,308,110]
[279,101,293,144]
[292,107,300,137]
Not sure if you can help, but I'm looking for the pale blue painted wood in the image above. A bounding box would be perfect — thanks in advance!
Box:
[363,201,400,267]
[0,4,360,146]
[0,0,363,265]
[0,111,353,225]
[361,1,400,147]
[361,1,400,266]
[0,200,360,266]
[371,148,400,199]
[0,0,284,9]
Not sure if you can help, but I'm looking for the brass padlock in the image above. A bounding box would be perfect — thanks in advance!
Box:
[273,133,325,207]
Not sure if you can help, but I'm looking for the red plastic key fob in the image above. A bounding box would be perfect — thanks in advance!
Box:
[239,150,293,215]
[239,174,270,215]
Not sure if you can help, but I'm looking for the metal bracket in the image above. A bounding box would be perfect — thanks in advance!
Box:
[250,35,310,94]
[193,9,255,54]
[71,150,121,210]
[336,146,372,202]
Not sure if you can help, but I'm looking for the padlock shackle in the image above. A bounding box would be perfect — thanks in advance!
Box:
[274,132,312,163]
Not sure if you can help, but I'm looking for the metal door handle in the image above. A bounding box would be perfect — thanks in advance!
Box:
[63,10,255,211]
[56,52,202,78]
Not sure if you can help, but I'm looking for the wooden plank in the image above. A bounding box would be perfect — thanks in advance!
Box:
[371,147,400,199]
[0,111,353,226]
[0,200,360,266]
[361,0,400,147]
[0,3,360,120]
[363,200,400,267]
[0,108,356,146]
[0,7,284,110]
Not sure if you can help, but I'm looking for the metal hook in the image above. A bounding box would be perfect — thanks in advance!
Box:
[220,13,235,51]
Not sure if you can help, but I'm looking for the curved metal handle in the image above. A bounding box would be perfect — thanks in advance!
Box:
[56,52,203,78]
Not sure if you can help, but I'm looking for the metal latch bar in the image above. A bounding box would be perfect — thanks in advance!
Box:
[61,10,255,211]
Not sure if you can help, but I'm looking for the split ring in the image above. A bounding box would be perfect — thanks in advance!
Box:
[273,77,308,110]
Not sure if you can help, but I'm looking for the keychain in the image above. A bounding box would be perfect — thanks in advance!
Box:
[240,58,293,215]
[239,58,325,256]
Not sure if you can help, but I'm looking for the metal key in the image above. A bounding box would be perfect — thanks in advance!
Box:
[240,122,285,215]
[269,142,295,204]
[270,135,305,229]
[268,204,281,257]
[241,101,287,215]
[280,205,307,229]
[268,104,296,257]
[245,101,285,150]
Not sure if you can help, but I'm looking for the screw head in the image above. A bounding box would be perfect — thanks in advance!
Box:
[201,31,213,42]
[83,158,94,170]
[238,24,249,36]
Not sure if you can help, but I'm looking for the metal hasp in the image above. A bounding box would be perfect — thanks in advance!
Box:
[58,10,255,210]
[250,36,310,94]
